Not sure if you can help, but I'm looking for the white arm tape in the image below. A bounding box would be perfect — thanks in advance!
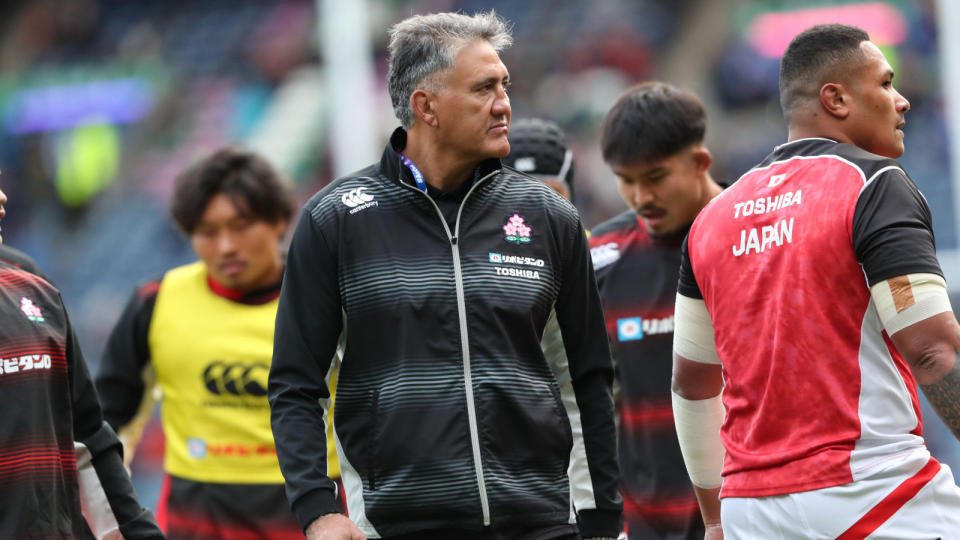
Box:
[672,390,725,489]
[871,273,952,335]
[673,293,721,365]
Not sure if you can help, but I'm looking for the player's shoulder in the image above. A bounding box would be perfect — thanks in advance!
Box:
[304,164,382,212]
[829,143,904,183]
[135,280,163,302]
[0,260,63,316]
[157,261,204,289]
[769,139,902,184]
[0,244,45,276]
[499,166,576,211]
[589,210,641,271]
[0,259,53,287]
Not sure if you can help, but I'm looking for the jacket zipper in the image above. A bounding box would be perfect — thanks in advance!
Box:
[400,167,498,526]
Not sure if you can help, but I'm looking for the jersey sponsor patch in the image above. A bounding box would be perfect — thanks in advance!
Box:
[202,360,270,400]
[187,438,207,459]
[488,252,545,281]
[0,354,52,375]
[488,253,545,267]
[493,267,540,280]
[186,438,277,459]
[617,317,643,341]
[591,242,621,270]
[732,189,802,219]
[617,315,675,341]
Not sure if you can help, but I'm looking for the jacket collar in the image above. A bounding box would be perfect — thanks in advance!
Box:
[380,127,503,190]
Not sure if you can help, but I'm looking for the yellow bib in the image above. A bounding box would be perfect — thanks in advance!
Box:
[148,262,284,483]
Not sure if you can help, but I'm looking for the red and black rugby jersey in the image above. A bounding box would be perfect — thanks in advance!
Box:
[679,138,941,498]
[590,211,702,539]
[0,262,162,539]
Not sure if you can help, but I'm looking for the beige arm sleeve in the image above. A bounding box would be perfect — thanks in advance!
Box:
[673,294,721,365]
[871,273,952,335]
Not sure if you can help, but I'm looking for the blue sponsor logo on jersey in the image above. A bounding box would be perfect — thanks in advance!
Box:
[187,437,207,459]
[489,252,502,263]
[617,317,643,341]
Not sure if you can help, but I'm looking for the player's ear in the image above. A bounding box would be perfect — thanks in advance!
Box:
[819,82,850,119]
[411,89,439,127]
[691,145,712,174]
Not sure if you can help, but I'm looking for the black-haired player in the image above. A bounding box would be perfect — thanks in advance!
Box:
[591,81,723,540]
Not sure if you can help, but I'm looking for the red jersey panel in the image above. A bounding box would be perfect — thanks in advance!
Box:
[681,138,941,498]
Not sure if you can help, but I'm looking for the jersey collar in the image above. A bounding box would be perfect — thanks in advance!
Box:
[206,273,282,305]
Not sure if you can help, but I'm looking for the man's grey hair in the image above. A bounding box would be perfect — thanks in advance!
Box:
[387,11,513,129]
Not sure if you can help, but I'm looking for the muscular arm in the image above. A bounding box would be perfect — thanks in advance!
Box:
[853,168,959,439]
[888,311,960,439]
[871,273,960,440]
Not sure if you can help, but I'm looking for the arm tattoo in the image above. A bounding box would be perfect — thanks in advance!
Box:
[919,339,960,441]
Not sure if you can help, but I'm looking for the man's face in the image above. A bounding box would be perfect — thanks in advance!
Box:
[0,187,6,245]
[432,40,512,162]
[191,193,286,291]
[612,146,712,237]
[844,41,910,158]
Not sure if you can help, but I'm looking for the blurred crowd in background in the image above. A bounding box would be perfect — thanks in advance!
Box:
[0,0,956,509]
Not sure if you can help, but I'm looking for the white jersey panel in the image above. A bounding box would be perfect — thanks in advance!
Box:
[850,300,924,480]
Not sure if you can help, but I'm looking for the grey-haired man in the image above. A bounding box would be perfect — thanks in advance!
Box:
[269,10,622,540]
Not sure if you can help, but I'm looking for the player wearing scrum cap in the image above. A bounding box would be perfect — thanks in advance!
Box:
[504,118,576,202]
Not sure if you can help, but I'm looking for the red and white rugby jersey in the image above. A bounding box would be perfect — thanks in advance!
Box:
[678,138,942,498]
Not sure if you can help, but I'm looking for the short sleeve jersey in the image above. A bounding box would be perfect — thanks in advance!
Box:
[678,138,941,498]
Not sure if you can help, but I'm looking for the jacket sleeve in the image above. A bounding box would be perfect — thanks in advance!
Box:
[553,218,623,537]
[269,205,343,532]
[67,303,165,539]
[94,282,160,465]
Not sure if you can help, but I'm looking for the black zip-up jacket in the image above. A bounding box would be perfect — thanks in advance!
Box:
[269,128,622,539]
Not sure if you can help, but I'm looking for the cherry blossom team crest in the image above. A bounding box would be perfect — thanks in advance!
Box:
[20,297,45,322]
[502,213,532,244]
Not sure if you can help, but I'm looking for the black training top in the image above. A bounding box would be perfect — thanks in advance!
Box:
[590,211,704,540]
[0,262,162,539]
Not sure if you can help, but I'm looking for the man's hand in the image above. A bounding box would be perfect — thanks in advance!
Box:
[305,513,366,540]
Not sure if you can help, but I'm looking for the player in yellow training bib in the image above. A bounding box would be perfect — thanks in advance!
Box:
[96,148,340,539]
